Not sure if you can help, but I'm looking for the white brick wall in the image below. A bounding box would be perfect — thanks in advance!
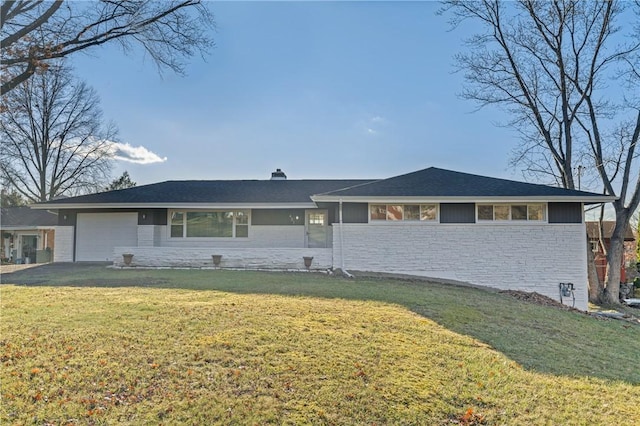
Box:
[112,246,332,270]
[113,221,590,310]
[333,223,589,310]
[53,226,74,262]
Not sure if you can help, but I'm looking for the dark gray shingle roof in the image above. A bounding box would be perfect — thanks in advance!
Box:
[318,167,607,198]
[35,167,611,208]
[1,207,58,227]
[39,180,374,205]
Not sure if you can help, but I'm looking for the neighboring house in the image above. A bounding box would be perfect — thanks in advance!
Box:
[33,167,613,310]
[586,221,636,283]
[0,207,57,264]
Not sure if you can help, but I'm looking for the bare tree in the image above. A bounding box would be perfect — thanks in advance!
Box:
[0,60,116,202]
[441,0,640,305]
[1,0,214,95]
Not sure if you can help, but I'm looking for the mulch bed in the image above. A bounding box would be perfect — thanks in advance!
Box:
[498,290,578,311]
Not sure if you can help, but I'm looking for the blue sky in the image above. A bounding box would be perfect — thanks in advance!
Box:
[71,1,518,185]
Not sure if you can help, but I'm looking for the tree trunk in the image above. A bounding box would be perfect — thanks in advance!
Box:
[587,240,602,303]
[601,213,630,305]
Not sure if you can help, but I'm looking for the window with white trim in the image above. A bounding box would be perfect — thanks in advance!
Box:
[370,204,438,222]
[308,212,325,225]
[170,210,249,238]
[477,204,547,221]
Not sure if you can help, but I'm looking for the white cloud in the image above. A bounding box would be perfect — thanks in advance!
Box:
[360,115,388,136]
[108,142,167,164]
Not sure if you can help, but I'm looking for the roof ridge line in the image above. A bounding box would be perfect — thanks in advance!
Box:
[314,178,386,196]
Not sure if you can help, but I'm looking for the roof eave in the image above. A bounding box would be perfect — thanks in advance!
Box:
[31,202,318,210]
[0,226,51,231]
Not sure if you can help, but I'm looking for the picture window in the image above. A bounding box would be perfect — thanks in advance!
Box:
[170,210,250,238]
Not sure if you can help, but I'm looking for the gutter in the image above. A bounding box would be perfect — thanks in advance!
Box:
[338,199,353,278]
[30,202,318,210]
[311,195,617,204]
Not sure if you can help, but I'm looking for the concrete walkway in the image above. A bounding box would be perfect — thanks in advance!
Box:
[0,263,43,274]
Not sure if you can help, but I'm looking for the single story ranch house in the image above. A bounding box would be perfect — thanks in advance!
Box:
[34,167,614,310]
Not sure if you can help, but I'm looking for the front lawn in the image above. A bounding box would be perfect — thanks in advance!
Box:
[1,265,639,424]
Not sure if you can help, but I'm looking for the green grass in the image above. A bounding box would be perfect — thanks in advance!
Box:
[1,264,639,425]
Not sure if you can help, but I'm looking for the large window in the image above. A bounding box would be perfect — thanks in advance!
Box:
[170,210,249,238]
[370,204,438,222]
[477,204,546,221]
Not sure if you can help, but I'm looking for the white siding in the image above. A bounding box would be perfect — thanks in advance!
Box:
[333,223,589,310]
[250,226,305,247]
[137,225,154,247]
[53,226,74,262]
[153,225,163,246]
[76,213,138,261]
[155,225,305,248]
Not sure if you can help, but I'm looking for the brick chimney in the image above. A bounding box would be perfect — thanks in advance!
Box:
[270,168,287,180]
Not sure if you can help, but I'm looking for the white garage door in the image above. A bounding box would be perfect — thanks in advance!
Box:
[76,213,138,261]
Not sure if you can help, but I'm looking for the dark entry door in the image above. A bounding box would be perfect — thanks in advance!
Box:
[21,235,37,263]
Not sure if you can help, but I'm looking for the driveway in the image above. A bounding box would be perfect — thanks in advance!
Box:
[0,262,112,283]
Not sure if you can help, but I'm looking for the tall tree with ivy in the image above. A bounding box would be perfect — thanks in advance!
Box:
[441,0,640,305]
[637,218,640,268]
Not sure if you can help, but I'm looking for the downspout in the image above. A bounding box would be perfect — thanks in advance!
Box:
[339,199,353,278]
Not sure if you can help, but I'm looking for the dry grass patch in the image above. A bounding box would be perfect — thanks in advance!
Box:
[1,284,638,425]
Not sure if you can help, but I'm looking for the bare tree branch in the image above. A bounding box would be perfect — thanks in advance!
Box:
[1,1,62,48]
[1,0,215,95]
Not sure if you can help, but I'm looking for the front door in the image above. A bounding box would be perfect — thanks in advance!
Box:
[305,210,328,248]
[21,235,37,263]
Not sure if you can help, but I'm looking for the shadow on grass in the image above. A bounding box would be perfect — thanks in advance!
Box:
[3,263,639,385]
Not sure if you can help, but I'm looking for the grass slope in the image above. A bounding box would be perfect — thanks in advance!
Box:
[1,264,639,425]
